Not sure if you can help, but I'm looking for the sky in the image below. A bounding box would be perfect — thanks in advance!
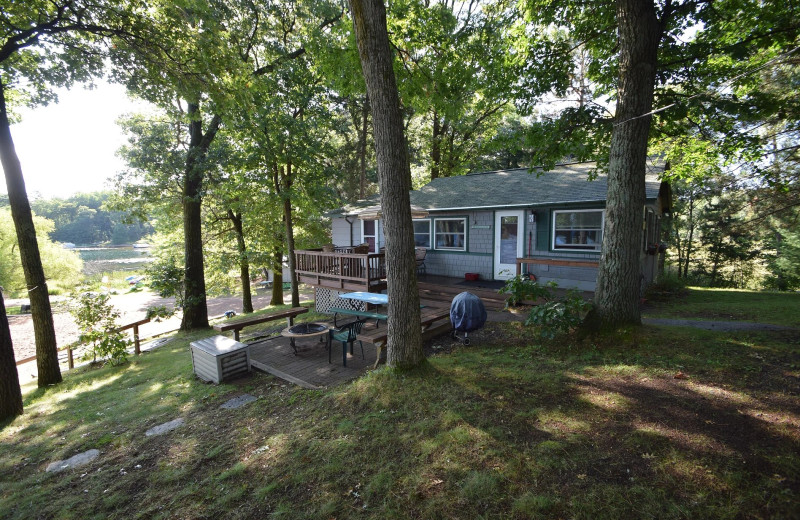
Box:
[2,82,152,200]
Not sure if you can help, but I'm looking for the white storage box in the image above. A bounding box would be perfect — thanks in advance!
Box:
[190,335,250,384]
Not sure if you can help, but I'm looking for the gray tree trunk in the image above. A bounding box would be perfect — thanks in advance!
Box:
[684,190,696,278]
[431,112,442,180]
[359,96,369,199]
[0,290,24,420]
[0,80,61,387]
[349,0,424,368]
[180,103,220,331]
[273,161,301,309]
[282,167,300,308]
[593,0,663,327]
[228,209,253,313]
[271,243,285,305]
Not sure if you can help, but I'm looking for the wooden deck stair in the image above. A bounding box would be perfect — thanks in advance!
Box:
[417,282,508,311]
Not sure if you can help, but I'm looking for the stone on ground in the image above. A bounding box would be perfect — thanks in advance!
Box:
[46,449,100,473]
[145,417,185,437]
[220,394,257,409]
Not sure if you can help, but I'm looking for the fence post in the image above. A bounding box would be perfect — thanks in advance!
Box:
[133,324,141,355]
[68,348,74,369]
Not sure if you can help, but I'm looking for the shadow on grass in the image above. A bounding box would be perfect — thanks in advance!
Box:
[1,321,798,519]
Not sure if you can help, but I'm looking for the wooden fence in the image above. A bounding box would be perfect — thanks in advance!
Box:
[15,317,152,369]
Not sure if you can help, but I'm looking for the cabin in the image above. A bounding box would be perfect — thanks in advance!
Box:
[295,161,671,311]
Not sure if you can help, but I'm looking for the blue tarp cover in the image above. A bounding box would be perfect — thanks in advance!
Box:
[450,292,487,333]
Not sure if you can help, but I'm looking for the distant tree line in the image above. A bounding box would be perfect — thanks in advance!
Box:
[1,192,152,246]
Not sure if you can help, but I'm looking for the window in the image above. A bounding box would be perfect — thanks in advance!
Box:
[413,219,431,248]
[434,218,466,251]
[643,208,659,251]
[552,210,603,251]
[361,219,378,252]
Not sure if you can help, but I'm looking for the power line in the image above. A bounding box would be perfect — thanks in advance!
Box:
[614,45,800,127]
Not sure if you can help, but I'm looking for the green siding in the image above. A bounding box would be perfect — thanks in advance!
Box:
[537,209,550,251]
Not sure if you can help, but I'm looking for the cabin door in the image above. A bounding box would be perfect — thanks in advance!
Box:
[494,210,524,280]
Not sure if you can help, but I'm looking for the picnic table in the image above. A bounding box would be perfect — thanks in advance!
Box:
[330,292,389,327]
[357,306,451,368]
[257,280,292,291]
[338,291,388,305]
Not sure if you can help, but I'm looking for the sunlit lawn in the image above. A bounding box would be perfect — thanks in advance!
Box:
[1,302,798,518]
[644,286,800,327]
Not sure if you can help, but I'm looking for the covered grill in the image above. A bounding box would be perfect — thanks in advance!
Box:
[449,291,487,345]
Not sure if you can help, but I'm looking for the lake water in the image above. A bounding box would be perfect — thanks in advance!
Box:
[76,246,154,276]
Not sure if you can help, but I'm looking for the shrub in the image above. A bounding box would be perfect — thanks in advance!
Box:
[525,288,592,339]
[146,305,175,321]
[70,292,130,365]
[645,271,687,300]
[146,257,185,308]
[499,275,554,308]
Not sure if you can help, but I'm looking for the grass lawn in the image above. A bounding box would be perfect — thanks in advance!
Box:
[644,287,800,328]
[1,293,799,518]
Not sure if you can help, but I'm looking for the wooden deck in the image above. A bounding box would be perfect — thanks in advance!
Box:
[249,333,377,389]
[295,250,386,292]
[247,304,454,388]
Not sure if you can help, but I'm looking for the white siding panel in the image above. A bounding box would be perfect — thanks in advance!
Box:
[331,218,353,247]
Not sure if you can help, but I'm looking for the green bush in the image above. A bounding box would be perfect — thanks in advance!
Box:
[645,271,687,300]
[146,257,185,308]
[70,292,130,365]
[499,274,554,308]
[500,276,593,338]
[525,289,592,339]
[146,305,175,321]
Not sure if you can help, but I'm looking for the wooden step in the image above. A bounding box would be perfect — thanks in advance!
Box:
[417,283,507,311]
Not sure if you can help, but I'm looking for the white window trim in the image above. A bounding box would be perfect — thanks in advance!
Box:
[551,209,604,252]
[413,218,432,249]
[361,219,379,253]
[434,217,467,251]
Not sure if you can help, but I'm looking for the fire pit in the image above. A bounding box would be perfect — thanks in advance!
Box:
[288,323,328,335]
[281,322,330,354]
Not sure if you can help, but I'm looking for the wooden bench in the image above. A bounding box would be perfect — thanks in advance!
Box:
[357,307,451,368]
[213,307,309,341]
[329,306,388,328]
[516,257,599,275]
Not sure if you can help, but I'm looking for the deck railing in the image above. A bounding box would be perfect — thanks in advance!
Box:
[295,250,386,291]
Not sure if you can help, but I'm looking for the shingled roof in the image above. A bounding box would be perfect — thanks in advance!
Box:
[332,161,665,216]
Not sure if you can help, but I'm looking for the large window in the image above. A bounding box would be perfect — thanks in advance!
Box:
[413,219,431,248]
[434,218,466,251]
[552,210,603,251]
